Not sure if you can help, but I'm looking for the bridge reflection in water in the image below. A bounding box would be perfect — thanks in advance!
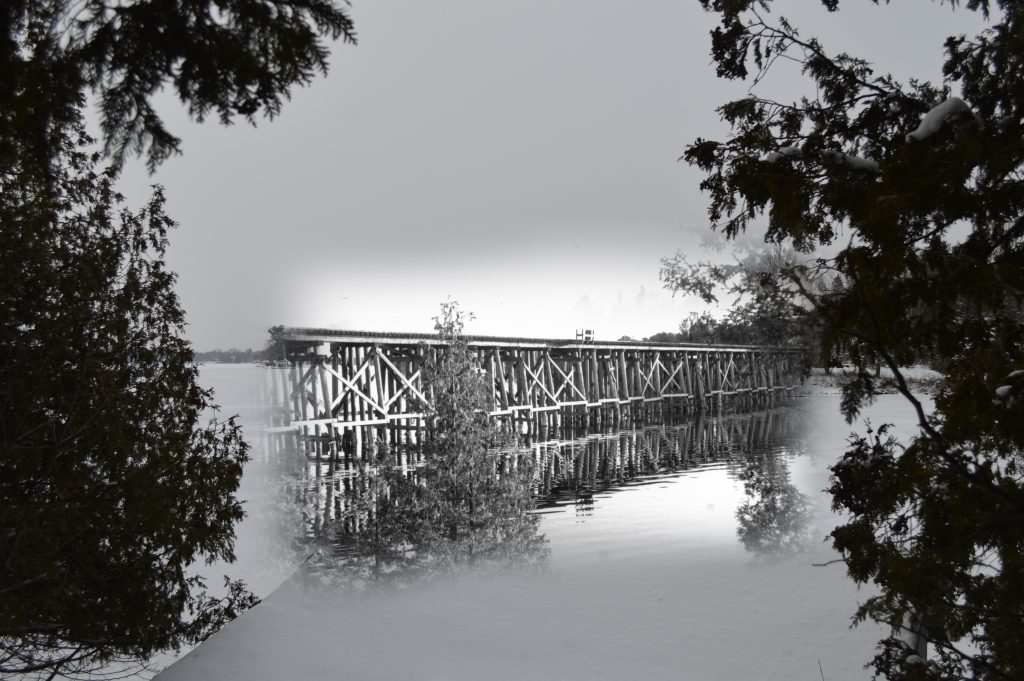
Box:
[531,405,802,501]
[287,402,809,574]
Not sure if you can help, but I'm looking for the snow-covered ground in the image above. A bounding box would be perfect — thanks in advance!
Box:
[155,366,930,681]
[158,548,883,681]
[801,365,943,396]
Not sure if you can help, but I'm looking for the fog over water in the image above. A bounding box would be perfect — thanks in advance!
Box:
[107,1,985,349]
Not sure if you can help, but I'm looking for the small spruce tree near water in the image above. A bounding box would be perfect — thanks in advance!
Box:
[413,301,545,569]
[308,301,546,584]
[687,2,1024,679]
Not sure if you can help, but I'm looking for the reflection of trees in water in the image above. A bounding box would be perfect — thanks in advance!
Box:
[531,405,813,557]
[297,437,549,590]
[734,454,812,559]
[726,411,813,559]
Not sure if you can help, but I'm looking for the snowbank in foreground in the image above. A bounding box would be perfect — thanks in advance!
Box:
[158,544,884,681]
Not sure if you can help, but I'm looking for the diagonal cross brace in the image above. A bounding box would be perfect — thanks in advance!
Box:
[524,358,559,404]
[374,349,431,410]
[548,355,587,402]
[322,360,387,417]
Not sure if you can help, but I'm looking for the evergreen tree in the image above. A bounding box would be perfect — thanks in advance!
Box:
[0,113,256,679]
[413,301,545,569]
[2,0,356,173]
[687,2,1024,679]
[2,0,355,676]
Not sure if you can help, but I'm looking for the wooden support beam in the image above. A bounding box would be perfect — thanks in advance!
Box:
[495,349,510,410]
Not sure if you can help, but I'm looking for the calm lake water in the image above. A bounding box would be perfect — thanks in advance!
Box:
[154,363,928,680]
[294,402,811,568]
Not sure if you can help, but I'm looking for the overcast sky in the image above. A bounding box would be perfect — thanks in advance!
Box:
[113,0,985,349]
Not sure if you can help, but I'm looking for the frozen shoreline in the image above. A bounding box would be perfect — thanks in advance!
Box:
[797,365,943,397]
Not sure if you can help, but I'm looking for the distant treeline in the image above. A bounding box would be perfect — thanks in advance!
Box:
[194,348,266,363]
[621,309,810,348]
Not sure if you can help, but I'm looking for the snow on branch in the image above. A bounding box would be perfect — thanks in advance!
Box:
[993,369,1024,405]
[763,144,878,172]
[905,97,975,143]
[822,150,880,172]
[764,144,802,163]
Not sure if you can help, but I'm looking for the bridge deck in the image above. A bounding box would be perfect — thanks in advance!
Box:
[281,327,792,353]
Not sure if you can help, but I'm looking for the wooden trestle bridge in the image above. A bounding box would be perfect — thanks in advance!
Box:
[269,328,806,456]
